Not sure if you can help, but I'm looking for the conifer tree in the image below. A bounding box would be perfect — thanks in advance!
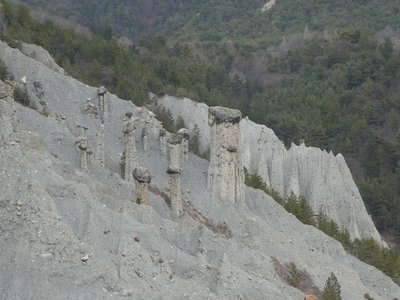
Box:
[189,124,201,156]
[174,115,186,132]
[322,272,342,300]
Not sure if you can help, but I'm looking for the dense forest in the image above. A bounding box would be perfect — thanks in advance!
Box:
[11,0,400,46]
[3,0,400,247]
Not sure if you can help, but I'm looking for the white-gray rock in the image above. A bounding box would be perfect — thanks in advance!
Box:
[158,94,383,244]
[20,42,65,74]
[0,40,398,300]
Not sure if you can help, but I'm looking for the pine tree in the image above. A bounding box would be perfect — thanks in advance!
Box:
[286,262,301,288]
[322,272,342,300]
[174,115,186,132]
[155,106,175,133]
[189,124,201,156]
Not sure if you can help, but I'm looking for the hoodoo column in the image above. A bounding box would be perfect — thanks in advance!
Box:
[142,120,149,153]
[97,86,107,123]
[0,81,15,146]
[77,125,89,172]
[159,128,167,156]
[96,124,105,168]
[167,134,184,219]
[122,112,138,182]
[132,167,151,204]
[207,106,244,203]
[96,86,107,167]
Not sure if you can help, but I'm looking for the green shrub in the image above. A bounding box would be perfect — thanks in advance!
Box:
[286,262,301,288]
[189,124,201,157]
[174,115,186,131]
[155,106,175,132]
[244,169,284,204]
[13,85,29,106]
[322,272,342,300]
[0,58,8,80]
[245,170,400,285]
[363,293,374,300]
[284,192,314,225]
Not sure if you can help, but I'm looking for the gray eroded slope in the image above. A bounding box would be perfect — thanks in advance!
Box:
[158,95,382,243]
[0,41,398,299]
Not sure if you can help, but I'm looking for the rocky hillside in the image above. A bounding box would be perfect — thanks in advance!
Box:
[158,95,382,242]
[0,39,399,299]
[3,0,400,243]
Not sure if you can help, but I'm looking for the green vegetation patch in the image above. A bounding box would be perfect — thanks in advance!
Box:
[245,170,400,284]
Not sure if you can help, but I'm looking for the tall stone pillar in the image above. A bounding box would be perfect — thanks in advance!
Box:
[142,120,150,153]
[159,128,167,156]
[97,86,107,123]
[167,134,184,219]
[78,125,89,172]
[0,81,15,146]
[123,112,138,182]
[132,167,152,204]
[177,128,190,162]
[207,106,244,203]
[96,124,105,167]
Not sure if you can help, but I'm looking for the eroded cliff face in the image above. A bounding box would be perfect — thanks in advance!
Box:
[241,118,382,243]
[158,95,382,243]
[0,41,398,299]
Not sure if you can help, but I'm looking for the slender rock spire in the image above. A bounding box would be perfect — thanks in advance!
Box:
[207,106,244,203]
[77,125,89,172]
[97,86,107,123]
[0,81,15,146]
[167,134,184,219]
[142,120,150,154]
[122,112,138,181]
[96,124,105,168]
[159,128,167,156]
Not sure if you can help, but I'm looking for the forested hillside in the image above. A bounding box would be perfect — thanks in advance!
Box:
[12,0,400,45]
[4,0,400,245]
